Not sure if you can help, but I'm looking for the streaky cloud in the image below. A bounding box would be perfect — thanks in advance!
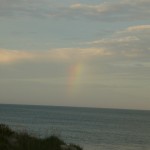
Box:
[0,0,149,22]
[0,48,112,64]
[87,36,139,45]
[86,25,150,58]
[126,25,150,32]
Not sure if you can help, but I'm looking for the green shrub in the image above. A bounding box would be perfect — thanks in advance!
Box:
[0,124,83,150]
[0,124,14,137]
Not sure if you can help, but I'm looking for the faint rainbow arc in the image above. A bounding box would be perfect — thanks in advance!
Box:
[68,62,84,95]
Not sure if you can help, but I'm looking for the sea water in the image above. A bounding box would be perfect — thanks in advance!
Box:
[0,104,150,150]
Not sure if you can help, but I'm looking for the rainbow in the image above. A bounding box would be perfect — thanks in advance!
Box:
[68,62,84,95]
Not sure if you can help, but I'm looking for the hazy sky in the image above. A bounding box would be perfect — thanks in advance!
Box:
[0,0,150,110]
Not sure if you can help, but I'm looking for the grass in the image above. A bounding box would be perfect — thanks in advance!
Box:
[0,124,83,150]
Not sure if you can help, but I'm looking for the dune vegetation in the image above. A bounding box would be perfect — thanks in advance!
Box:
[0,124,83,150]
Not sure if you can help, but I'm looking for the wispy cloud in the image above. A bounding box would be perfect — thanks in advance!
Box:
[64,0,150,21]
[86,25,150,57]
[0,0,149,22]
[126,25,150,32]
[1,24,149,64]
[0,49,35,63]
[87,36,139,45]
[0,48,112,64]
[69,3,114,13]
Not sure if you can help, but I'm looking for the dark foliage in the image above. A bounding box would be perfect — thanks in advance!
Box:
[0,124,83,150]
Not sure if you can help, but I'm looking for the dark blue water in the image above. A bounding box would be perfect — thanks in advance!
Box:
[0,104,150,150]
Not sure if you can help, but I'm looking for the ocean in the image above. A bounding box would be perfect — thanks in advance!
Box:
[0,104,150,150]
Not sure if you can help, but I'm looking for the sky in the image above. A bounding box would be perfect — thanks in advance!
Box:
[0,0,150,110]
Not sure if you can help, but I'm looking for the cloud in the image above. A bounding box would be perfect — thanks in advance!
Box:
[87,36,139,45]
[126,25,150,32]
[0,24,149,64]
[0,0,149,22]
[86,25,150,58]
[0,50,35,63]
[67,1,150,21]
[0,48,112,64]
[0,0,54,18]
[69,3,114,13]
